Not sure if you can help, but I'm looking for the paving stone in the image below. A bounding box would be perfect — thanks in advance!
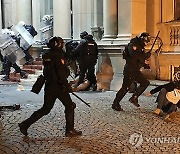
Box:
[0,85,180,153]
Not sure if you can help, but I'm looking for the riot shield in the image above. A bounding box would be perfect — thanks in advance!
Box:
[12,23,35,50]
[0,33,25,64]
[39,25,53,44]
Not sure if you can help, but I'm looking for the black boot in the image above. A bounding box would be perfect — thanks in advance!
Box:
[18,110,43,136]
[65,104,82,137]
[65,129,82,137]
[112,98,123,111]
[20,71,28,79]
[112,103,123,111]
[129,96,140,107]
[18,122,29,136]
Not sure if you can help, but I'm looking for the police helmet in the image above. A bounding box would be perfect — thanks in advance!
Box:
[47,36,64,49]
[80,31,88,39]
[139,32,150,43]
[85,34,94,41]
[46,37,57,48]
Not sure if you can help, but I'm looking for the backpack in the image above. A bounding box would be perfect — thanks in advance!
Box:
[122,45,130,59]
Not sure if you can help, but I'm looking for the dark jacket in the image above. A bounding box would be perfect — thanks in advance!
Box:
[124,37,151,73]
[150,81,180,94]
[42,48,71,91]
[73,37,98,59]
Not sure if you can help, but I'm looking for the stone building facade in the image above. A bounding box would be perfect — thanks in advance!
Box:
[0,0,180,90]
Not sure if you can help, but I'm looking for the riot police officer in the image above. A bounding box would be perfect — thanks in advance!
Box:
[73,32,98,91]
[24,24,38,64]
[19,36,82,137]
[112,32,151,111]
[18,21,38,64]
[1,34,27,81]
[1,56,27,81]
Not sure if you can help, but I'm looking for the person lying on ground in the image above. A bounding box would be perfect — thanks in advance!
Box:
[145,81,180,117]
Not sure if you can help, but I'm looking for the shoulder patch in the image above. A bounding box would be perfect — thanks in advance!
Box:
[88,43,94,46]
[60,59,65,65]
[133,46,137,51]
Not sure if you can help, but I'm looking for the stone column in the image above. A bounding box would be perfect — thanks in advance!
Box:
[103,0,118,39]
[32,0,41,40]
[16,0,32,24]
[1,0,17,27]
[117,0,132,41]
[91,0,103,41]
[0,0,2,29]
[93,0,103,27]
[72,0,95,40]
[53,0,71,39]
[117,0,146,40]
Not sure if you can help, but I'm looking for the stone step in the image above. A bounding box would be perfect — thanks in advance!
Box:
[32,61,43,65]
[22,69,36,74]
[9,73,21,82]
[27,74,39,79]
[23,65,43,70]
[20,73,40,85]
[35,57,42,61]
[35,70,43,76]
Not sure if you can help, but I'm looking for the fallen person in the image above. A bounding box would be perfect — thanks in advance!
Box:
[70,76,90,92]
[145,81,180,118]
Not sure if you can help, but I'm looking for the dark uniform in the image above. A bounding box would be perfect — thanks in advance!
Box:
[73,34,98,90]
[112,32,151,111]
[19,37,82,137]
[23,24,38,64]
[65,40,79,77]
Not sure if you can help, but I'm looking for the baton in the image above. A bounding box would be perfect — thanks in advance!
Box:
[71,92,90,107]
[148,31,160,53]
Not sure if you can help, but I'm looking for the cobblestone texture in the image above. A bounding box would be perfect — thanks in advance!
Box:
[0,84,180,154]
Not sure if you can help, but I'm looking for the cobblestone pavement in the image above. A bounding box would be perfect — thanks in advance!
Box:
[0,84,180,154]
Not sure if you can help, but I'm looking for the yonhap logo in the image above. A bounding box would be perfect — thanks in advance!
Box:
[129,133,143,147]
[129,132,180,148]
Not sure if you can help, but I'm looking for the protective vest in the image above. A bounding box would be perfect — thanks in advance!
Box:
[86,41,96,56]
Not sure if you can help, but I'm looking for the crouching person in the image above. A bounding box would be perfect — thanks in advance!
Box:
[18,37,82,137]
[70,75,91,92]
[146,81,180,117]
